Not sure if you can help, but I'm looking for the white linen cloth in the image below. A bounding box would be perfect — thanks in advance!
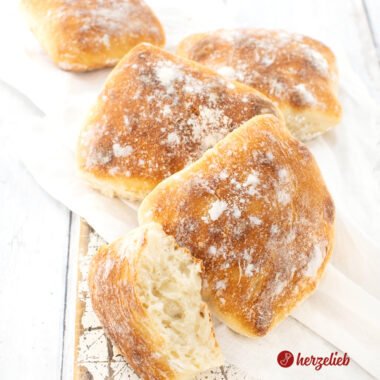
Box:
[0,1,379,378]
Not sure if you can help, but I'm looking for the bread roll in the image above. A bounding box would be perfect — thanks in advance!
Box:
[177,28,342,140]
[20,0,165,71]
[139,114,335,337]
[77,43,282,200]
[89,222,224,380]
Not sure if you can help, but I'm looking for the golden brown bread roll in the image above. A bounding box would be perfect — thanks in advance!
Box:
[20,0,165,71]
[88,222,224,380]
[77,43,282,200]
[139,114,335,337]
[177,28,342,140]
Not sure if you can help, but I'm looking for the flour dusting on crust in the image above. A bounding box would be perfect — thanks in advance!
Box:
[141,115,335,336]
[52,0,162,48]
[23,0,164,70]
[181,28,338,111]
[78,44,279,190]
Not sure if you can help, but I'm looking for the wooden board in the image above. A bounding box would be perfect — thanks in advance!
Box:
[71,219,251,380]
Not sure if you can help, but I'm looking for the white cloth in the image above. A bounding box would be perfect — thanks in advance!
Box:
[1,1,379,378]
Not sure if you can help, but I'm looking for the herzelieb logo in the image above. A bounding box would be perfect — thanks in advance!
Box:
[277,351,350,370]
[277,351,294,368]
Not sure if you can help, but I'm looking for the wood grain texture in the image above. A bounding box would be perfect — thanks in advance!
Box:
[363,0,380,62]
[61,214,83,380]
[0,81,72,380]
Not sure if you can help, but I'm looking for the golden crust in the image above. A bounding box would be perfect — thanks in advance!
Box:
[88,224,222,380]
[77,43,282,200]
[177,28,342,140]
[139,114,335,337]
[20,0,165,71]
[80,170,154,201]
[89,227,178,380]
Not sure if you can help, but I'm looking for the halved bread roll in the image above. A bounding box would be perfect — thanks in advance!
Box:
[139,114,335,337]
[89,222,224,380]
[177,28,342,140]
[77,43,282,200]
[20,0,165,71]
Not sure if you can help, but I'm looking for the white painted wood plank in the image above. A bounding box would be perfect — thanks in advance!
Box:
[0,81,71,380]
[61,214,84,380]
[364,0,380,60]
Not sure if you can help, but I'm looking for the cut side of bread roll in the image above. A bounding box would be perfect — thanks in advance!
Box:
[139,114,335,338]
[177,28,342,141]
[77,43,282,201]
[20,0,165,71]
[89,222,224,380]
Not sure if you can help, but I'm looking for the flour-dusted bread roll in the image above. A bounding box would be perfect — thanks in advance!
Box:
[177,29,342,140]
[77,43,281,200]
[20,0,165,71]
[139,114,335,337]
[89,222,224,380]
